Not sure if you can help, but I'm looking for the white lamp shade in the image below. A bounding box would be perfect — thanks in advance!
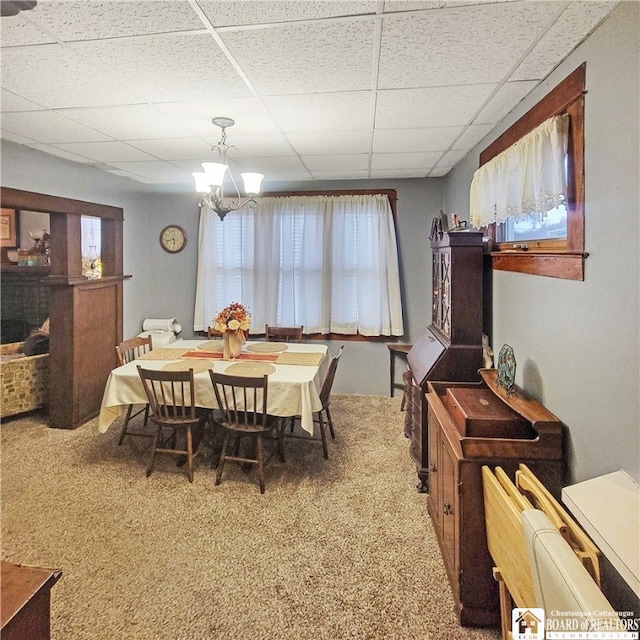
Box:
[241,172,264,195]
[192,172,211,194]
[201,162,228,187]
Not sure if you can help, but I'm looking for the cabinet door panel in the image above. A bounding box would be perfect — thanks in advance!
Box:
[441,439,458,587]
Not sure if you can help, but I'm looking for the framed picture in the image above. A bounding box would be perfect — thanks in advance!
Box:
[0,208,17,248]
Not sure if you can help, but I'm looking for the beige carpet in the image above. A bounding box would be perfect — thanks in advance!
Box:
[1,395,500,640]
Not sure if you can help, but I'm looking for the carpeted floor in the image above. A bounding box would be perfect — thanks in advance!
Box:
[1,395,501,640]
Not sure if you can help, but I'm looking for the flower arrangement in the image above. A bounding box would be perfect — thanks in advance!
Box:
[213,302,251,338]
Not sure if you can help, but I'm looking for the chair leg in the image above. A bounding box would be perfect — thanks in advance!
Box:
[215,432,230,486]
[146,425,161,477]
[118,404,135,445]
[186,426,194,483]
[143,404,150,425]
[256,435,265,494]
[325,407,336,439]
[276,420,286,463]
[317,412,329,459]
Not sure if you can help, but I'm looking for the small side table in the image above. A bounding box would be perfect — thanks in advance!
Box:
[386,343,413,397]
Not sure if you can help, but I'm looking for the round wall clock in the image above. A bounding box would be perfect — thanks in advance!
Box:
[159,225,187,253]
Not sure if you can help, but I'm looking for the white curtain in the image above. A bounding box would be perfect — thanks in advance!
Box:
[469,114,569,229]
[194,194,404,336]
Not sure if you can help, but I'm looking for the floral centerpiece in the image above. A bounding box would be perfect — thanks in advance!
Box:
[213,302,251,359]
[213,302,251,338]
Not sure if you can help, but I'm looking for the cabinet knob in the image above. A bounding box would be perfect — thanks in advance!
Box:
[443,502,453,515]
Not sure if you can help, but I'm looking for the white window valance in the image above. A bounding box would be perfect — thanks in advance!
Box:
[470,114,569,229]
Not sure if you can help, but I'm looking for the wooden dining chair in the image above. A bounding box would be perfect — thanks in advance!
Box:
[209,371,285,494]
[264,325,303,342]
[137,366,211,483]
[207,327,223,338]
[288,345,344,458]
[115,335,153,445]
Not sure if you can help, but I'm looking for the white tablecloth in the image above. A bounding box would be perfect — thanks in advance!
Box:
[98,340,330,435]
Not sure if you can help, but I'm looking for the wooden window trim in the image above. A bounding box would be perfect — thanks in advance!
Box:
[480,64,587,280]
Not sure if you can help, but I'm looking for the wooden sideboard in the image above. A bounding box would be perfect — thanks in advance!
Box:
[426,370,564,627]
[1,562,62,640]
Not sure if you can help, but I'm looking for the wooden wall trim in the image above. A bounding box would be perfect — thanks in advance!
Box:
[0,187,123,220]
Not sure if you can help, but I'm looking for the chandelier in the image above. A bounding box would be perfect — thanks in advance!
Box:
[192,117,264,221]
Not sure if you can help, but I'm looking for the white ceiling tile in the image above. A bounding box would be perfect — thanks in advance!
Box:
[451,124,495,151]
[375,85,496,128]
[286,130,372,155]
[26,143,102,164]
[475,80,537,124]
[437,149,467,166]
[52,141,158,163]
[154,98,279,137]
[127,138,214,162]
[370,168,429,179]
[199,1,374,26]
[60,105,195,140]
[231,155,307,174]
[1,111,113,143]
[220,20,374,95]
[310,170,371,180]
[0,11,55,47]
[1,44,136,108]
[511,1,618,81]
[72,33,251,103]
[302,154,370,171]
[1,89,46,112]
[371,151,442,170]
[0,130,39,145]
[373,126,459,153]
[23,0,203,41]
[378,3,558,89]
[265,92,374,132]
[260,172,313,185]
[205,133,296,158]
[428,166,452,177]
[382,0,520,11]
[0,0,620,185]
[108,161,191,183]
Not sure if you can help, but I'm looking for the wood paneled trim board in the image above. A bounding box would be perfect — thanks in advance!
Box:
[0,187,123,220]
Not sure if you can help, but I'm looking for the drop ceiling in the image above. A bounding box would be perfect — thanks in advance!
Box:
[0,0,617,188]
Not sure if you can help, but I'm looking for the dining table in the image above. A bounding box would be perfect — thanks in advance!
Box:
[97,339,330,436]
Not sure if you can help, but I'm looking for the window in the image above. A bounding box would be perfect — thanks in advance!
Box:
[193,190,404,338]
[477,64,586,280]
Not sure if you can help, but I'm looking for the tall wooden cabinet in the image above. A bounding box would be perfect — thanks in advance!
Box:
[426,370,564,627]
[405,231,484,491]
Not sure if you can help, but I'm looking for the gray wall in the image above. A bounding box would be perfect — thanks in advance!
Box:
[444,1,640,485]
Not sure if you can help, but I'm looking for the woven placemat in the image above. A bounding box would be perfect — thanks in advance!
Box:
[197,340,223,351]
[224,362,276,377]
[138,348,188,360]
[162,360,212,374]
[275,351,324,366]
[247,342,289,353]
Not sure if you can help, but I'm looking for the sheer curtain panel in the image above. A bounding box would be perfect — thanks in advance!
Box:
[469,114,569,229]
[194,194,404,336]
